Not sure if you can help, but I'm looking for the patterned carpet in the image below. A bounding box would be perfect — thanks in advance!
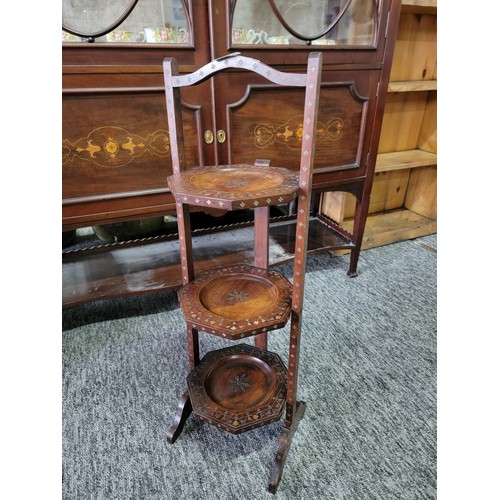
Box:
[62,235,437,499]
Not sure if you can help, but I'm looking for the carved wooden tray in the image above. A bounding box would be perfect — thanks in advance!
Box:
[167,165,299,211]
[178,264,292,339]
[187,343,287,434]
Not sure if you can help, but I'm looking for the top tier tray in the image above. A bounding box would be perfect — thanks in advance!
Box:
[167,164,299,210]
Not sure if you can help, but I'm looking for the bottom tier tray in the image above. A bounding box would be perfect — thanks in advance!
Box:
[187,344,287,434]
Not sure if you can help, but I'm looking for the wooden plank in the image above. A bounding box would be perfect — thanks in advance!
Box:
[342,192,357,219]
[402,0,437,8]
[401,0,437,14]
[343,170,411,219]
[335,209,437,253]
[321,190,356,222]
[378,92,430,152]
[417,92,437,153]
[388,80,437,92]
[368,170,410,214]
[320,191,347,223]
[320,169,411,221]
[405,166,437,219]
[376,149,437,172]
[390,13,437,82]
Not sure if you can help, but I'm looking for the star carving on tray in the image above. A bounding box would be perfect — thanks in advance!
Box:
[224,179,250,188]
[226,290,250,303]
[229,373,251,393]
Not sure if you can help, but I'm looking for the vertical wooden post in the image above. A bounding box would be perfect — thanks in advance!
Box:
[284,52,322,426]
[254,206,270,269]
[164,59,199,368]
[164,58,197,444]
[254,205,270,350]
[254,158,271,350]
[348,185,370,277]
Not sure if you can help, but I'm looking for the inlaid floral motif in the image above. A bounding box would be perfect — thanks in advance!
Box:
[254,115,343,150]
[62,126,170,167]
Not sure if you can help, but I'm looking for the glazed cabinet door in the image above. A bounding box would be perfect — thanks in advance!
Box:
[62,0,210,65]
[211,0,390,65]
[208,0,394,187]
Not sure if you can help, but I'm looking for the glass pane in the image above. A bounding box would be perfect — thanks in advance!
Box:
[231,0,376,46]
[62,0,191,44]
[63,0,133,35]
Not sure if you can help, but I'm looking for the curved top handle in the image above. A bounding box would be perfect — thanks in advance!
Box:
[163,53,321,89]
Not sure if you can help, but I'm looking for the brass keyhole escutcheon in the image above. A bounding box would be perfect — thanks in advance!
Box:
[204,130,214,144]
[217,130,226,144]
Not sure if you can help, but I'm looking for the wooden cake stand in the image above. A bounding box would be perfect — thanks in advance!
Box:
[162,52,322,494]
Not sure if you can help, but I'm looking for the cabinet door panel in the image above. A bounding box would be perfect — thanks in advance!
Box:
[215,69,375,184]
[62,85,211,226]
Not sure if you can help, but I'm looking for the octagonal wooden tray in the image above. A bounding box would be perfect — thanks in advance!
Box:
[187,343,287,434]
[167,164,299,211]
[178,264,293,339]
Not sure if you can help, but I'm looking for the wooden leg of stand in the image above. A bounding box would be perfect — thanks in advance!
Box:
[268,401,306,494]
[167,392,192,444]
[187,325,200,370]
[254,332,268,350]
[254,205,270,351]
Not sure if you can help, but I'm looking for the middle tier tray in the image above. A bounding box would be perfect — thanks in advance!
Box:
[187,343,287,434]
[178,264,293,339]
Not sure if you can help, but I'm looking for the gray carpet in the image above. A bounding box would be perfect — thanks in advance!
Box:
[62,235,437,499]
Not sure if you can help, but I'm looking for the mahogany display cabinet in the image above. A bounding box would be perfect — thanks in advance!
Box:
[62,0,402,308]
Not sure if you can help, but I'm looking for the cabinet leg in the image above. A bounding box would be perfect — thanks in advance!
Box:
[268,400,306,494]
[348,183,370,278]
[167,391,192,444]
[347,247,360,278]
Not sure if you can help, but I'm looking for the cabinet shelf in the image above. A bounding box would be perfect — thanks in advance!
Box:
[375,149,437,173]
[336,208,437,252]
[402,0,436,7]
[388,80,437,93]
[62,217,354,308]
[401,0,437,13]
